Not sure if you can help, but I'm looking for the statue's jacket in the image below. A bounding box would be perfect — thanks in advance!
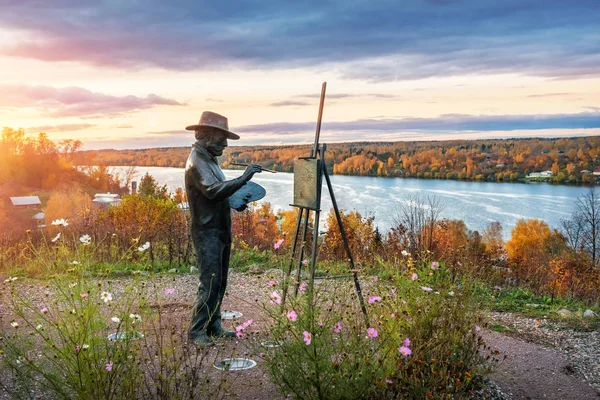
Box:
[184,143,246,243]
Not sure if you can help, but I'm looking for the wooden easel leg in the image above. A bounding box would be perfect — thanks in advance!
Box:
[281,206,305,308]
[309,210,321,291]
[322,163,369,325]
[294,209,311,296]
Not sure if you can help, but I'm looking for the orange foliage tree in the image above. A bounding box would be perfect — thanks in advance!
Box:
[321,210,377,264]
[506,219,563,288]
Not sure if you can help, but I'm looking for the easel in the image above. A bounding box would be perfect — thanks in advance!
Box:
[281,82,368,325]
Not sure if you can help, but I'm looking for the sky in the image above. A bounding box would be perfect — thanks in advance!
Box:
[1,0,599,150]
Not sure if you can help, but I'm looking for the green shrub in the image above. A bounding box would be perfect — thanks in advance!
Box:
[260,258,494,399]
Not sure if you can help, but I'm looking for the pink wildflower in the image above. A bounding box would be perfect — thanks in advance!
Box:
[274,239,284,249]
[40,307,48,314]
[398,346,412,356]
[385,379,394,384]
[286,311,298,322]
[368,295,382,304]
[403,337,411,347]
[333,321,342,333]
[242,319,253,329]
[106,362,113,371]
[420,286,433,292]
[299,282,308,293]
[431,261,440,270]
[373,276,378,282]
[269,291,281,305]
[235,320,253,338]
[303,331,312,346]
[164,288,175,295]
[411,273,418,281]
[80,293,88,299]
[301,259,308,265]
[75,345,81,353]
[267,279,278,287]
[475,325,481,332]
[367,328,378,338]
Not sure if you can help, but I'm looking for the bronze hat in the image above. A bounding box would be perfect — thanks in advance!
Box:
[185,111,240,140]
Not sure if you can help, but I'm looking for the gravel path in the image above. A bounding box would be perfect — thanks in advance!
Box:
[484,312,600,400]
[2,272,599,399]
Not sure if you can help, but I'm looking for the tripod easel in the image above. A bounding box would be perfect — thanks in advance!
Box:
[280,82,368,325]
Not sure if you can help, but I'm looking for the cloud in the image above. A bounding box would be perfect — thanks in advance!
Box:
[112,124,134,129]
[0,1,598,81]
[147,130,190,136]
[270,100,311,107]
[294,93,400,100]
[0,84,184,118]
[25,124,96,133]
[236,111,600,135]
[527,93,574,98]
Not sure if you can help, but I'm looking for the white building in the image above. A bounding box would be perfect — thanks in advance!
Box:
[92,193,121,209]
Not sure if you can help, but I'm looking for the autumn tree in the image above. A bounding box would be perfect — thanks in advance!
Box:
[482,221,504,259]
[394,194,444,255]
[506,219,562,288]
[44,189,92,227]
[138,172,168,198]
[564,189,600,267]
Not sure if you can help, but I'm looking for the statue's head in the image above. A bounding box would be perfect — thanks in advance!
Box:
[195,128,229,157]
[186,111,240,156]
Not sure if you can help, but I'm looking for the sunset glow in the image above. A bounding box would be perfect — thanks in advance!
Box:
[1,1,599,149]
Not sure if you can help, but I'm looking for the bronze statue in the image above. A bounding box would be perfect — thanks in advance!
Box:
[184,111,262,347]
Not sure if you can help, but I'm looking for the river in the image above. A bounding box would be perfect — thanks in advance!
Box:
[108,166,591,239]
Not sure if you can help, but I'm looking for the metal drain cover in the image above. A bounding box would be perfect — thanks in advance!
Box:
[213,358,257,371]
[107,331,144,341]
[221,311,243,320]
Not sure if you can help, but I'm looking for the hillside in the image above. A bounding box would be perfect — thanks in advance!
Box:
[77,137,600,184]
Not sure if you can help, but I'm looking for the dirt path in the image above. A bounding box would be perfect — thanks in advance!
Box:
[2,272,599,399]
[483,330,598,399]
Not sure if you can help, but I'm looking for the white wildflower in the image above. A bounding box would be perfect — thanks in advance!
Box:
[79,234,91,245]
[111,317,120,323]
[101,292,113,303]
[129,313,142,324]
[51,232,61,242]
[51,219,69,227]
[138,242,150,252]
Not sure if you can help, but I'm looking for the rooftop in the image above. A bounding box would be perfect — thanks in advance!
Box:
[10,196,41,206]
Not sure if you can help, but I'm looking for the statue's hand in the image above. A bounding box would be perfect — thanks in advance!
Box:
[241,164,262,182]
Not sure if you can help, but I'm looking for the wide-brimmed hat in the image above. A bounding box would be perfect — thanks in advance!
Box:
[185,111,240,140]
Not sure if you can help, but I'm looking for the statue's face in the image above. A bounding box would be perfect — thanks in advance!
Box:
[204,133,228,157]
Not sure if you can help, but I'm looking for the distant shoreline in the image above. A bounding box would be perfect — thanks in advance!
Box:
[80,136,600,187]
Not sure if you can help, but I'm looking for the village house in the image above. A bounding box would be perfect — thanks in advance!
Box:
[10,196,41,209]
[526,170,553,178]
[9,196,45,228]
[92,193,121,210]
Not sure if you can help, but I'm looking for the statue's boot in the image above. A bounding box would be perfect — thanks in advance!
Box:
[190,332,214,348]
[208,320,236,338]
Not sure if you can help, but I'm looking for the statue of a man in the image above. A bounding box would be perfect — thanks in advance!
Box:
[184,111,262,347]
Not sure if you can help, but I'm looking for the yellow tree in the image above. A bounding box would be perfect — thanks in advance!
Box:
[506,219,554,286]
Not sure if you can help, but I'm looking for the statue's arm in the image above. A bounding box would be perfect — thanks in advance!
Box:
[193,163,246,201]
